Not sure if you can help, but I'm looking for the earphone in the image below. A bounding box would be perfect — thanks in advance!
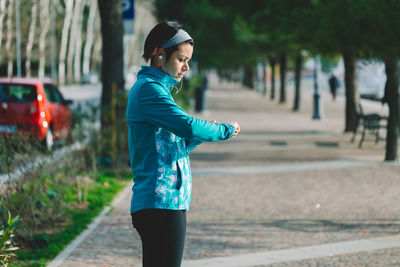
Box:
[159,55,163,60]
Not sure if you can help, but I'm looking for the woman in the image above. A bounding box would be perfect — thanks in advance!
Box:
[126,21,240,267]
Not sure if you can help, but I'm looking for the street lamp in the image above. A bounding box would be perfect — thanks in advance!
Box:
[312,55,322,120]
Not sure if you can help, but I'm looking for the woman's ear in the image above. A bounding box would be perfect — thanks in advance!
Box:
[156,48,166,63]
[151,48,165,69]
[158,52,166,62]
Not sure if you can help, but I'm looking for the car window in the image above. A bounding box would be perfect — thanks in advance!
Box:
[0,84,37,102]
[44,84,64,103]
[52,86,65,103]
[43,84,55,102]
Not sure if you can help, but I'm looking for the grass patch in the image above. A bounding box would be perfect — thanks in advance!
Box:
[9,170,131,267]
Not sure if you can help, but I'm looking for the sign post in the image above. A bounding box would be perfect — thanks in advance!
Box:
[122,0,135,35]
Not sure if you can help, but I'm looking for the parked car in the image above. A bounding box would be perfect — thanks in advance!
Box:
[0,77,73,150]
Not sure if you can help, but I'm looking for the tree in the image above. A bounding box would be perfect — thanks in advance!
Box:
[293,52,303,111]
[269,56,277,100]
[5,0,13,77]
[58,0,74,84]
[156,0,261,72]
[73,0,85,82]
[67,0,82,82]
[97,0,124,161]
[25,0,38,77]
[38,0,50,78]
[309,0,400,160]
[358,0,400,161]
[307,0,367,132]
[383,59,399,161]
[0,0,7,63]
[230,0,311,103]
[279,53,287,103]
[82,0,97,76]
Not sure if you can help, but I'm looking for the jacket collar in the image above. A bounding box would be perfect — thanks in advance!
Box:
[137,66,179,89]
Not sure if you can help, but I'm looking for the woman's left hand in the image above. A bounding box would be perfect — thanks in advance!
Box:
[230,122,240,138]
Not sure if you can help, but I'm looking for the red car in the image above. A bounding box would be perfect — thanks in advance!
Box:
[0,77,73,150]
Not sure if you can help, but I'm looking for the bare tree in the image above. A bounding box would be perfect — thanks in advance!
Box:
[91,15,102,73]
[53,0,65,14]
[38,0,50,78]
[67,0,82,82]
[0,0,7,62]
[73,0,85,82]
[59,0,74,84]
[82,0,97,76]
[25,0,38,77]
[6,0,13,77]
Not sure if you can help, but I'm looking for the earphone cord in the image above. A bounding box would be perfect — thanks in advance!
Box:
[160,57,184,94]
[171,79,184,94]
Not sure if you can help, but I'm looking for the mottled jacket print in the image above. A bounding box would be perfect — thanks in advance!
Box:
[126,66,235,214]
[154,127,191,210]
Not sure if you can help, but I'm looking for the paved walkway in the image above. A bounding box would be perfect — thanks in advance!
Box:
[49,75,400,266]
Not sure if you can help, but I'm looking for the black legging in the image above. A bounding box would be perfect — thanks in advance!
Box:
[132,209,187,267]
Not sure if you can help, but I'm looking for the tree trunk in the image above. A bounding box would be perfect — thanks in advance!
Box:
[243,65,254,89]
[98,0,124,159]
[269,57,276,100]
[58,0,74,84]
[262,60,267,97]
[293,53,303,111]
[53,0,65,14]
[38,0,50,78]
[91,17,102,73]
[342,50,359,132]
[279,53,287,103]
[384,57,399,161]
[67,0,82,83]
[6,0,13,77]
[0,0,7,62]
[73,0,85,82]
[83,0,97,76]
[25,0,38,77]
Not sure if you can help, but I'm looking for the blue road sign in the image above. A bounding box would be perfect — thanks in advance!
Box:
[122,0,135,20]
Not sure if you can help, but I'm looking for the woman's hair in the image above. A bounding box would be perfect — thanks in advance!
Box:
[142,21,194,63]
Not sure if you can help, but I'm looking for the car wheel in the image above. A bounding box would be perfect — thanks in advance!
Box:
[43,128,54,151]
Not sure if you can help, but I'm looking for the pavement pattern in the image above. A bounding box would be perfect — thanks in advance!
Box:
[50,76,400,267]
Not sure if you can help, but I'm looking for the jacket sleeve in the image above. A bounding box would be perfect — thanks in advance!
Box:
[185,137,203,153]
[139,82,235,142]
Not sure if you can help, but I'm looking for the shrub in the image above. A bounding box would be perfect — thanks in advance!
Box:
[0,210,20,267]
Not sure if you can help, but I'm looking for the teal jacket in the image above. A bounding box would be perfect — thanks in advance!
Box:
[126,66,235,214]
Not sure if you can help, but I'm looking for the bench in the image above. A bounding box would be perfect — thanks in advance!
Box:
[351,103,388,148]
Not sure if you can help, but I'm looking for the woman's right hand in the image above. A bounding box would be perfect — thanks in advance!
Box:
[230,122,240,138]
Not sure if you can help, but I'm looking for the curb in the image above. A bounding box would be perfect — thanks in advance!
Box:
[46,183,132,267]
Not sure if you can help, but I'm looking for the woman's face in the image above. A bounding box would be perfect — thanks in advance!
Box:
[163,42,193,82]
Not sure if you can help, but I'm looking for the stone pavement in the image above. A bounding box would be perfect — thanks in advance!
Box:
[50,76,400,267]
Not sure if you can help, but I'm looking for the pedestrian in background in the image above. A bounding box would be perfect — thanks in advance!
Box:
[328,74,340,101]
[126,21,240,267]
